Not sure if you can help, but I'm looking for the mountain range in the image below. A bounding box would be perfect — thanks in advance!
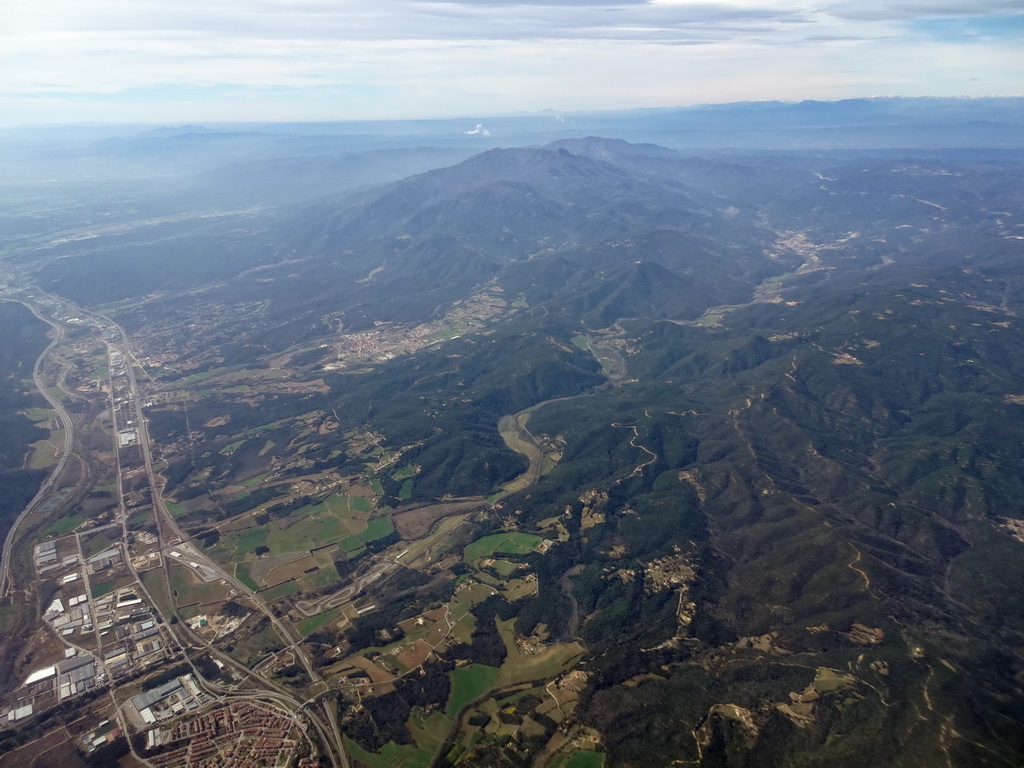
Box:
[13,124,1024,767]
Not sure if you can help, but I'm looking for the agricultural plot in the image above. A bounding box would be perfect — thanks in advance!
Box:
[140,569,175,620]
[260,581,300,602]
[393,639,435,671]
[504,576,539,601]
[43,513,84,537]
[290,560,345,592]
[165,501,189,517]
[394,501,480,540]
[463,532,542,562]
[336,581,498,696]
[90,580,116,599]
[346,738,432,768]
[550,751,605,768]
[169,564,232,607]
[229,622,284,667]
[447,664,500,717]
[398,512,473,569]
[210,490,394,588]
[0,604,17,633]
[339,516,394,552]
[233,562,259,591]
[392,465,416,481]
[127,509,155,532]
[495,619,585,687]
[28,429,63,470]
[251,550,311,585]
[81,527,121,557]
[297,606,344,636]
[408,710,454,755]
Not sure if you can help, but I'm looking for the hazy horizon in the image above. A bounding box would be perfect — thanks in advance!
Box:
[5,0,1022,125]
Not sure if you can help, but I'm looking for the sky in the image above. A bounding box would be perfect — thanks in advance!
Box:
[2,0,1022,125]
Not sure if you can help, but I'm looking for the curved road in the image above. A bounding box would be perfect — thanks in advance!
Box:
[0,299,77,599]
[25,291,348,767]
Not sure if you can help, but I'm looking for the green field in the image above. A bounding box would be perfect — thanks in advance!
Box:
[567,751,605,768]
[293,565,342,592]
[170,565,230,606]
[495,619,585,686]
[165,501,189,517]
[339,516,395,553]
[23,407,56,422]
[463,533,542,562]
[446,664,500,717]
[490,559,518,578]
[321,493,356,516]
[392,465,417,481]
[234,562,260,591]
[140,569,174,621]
[351,496,374,512]
[90,581,115,599]
[229,623,283,667]
[28,437,60,470]
[217,492,389,562]
[398,480,414,500]
[408,711,454,754]
[127,509,155,532]
[82,529,120,558]
[43,514,83,537]
[273,516,348,552]
[174,368,224,386]
[551,751,605,768]
[0,604,17,632]
[234,527,269,552]
[346,739,432,768]
[260,581,300,601]
[297,606,343,636]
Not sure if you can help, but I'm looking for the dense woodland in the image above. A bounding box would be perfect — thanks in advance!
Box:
[5,126,1024,766]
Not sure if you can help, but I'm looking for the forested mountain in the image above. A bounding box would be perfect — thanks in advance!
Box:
[16,128,1024,766]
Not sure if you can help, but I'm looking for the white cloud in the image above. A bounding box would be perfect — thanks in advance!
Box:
[1,0,1020,123]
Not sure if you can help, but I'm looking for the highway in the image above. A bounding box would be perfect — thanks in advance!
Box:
[24,290,349,768]
[111,326,349,767]
[0,298,78,599]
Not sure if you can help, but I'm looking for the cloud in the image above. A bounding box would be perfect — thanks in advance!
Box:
[1,0,1020,124]
[408,0,652,5]
[825,0,1024,21]
[464,123,491,135]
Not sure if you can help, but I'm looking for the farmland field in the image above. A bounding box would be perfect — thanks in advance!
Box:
[446,664,499,716]
[495,619,584,686]
[213,492,392,570]
[551,752,605,768]
[463,532,542,562]
[346,739,432,768]
[297,606,343,636]
[170,565,231,606]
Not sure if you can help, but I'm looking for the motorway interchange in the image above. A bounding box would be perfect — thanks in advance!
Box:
[0,290,350,767]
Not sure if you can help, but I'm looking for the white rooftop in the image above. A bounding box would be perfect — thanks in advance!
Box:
[23,666,56,685]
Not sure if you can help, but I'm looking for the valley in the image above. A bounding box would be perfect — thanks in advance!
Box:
[0,116,1022,768]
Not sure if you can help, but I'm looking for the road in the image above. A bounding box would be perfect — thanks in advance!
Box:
[26,290,349,768]
[294,559,397,617]
[0,299,78,599]
[113,328,348,767]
